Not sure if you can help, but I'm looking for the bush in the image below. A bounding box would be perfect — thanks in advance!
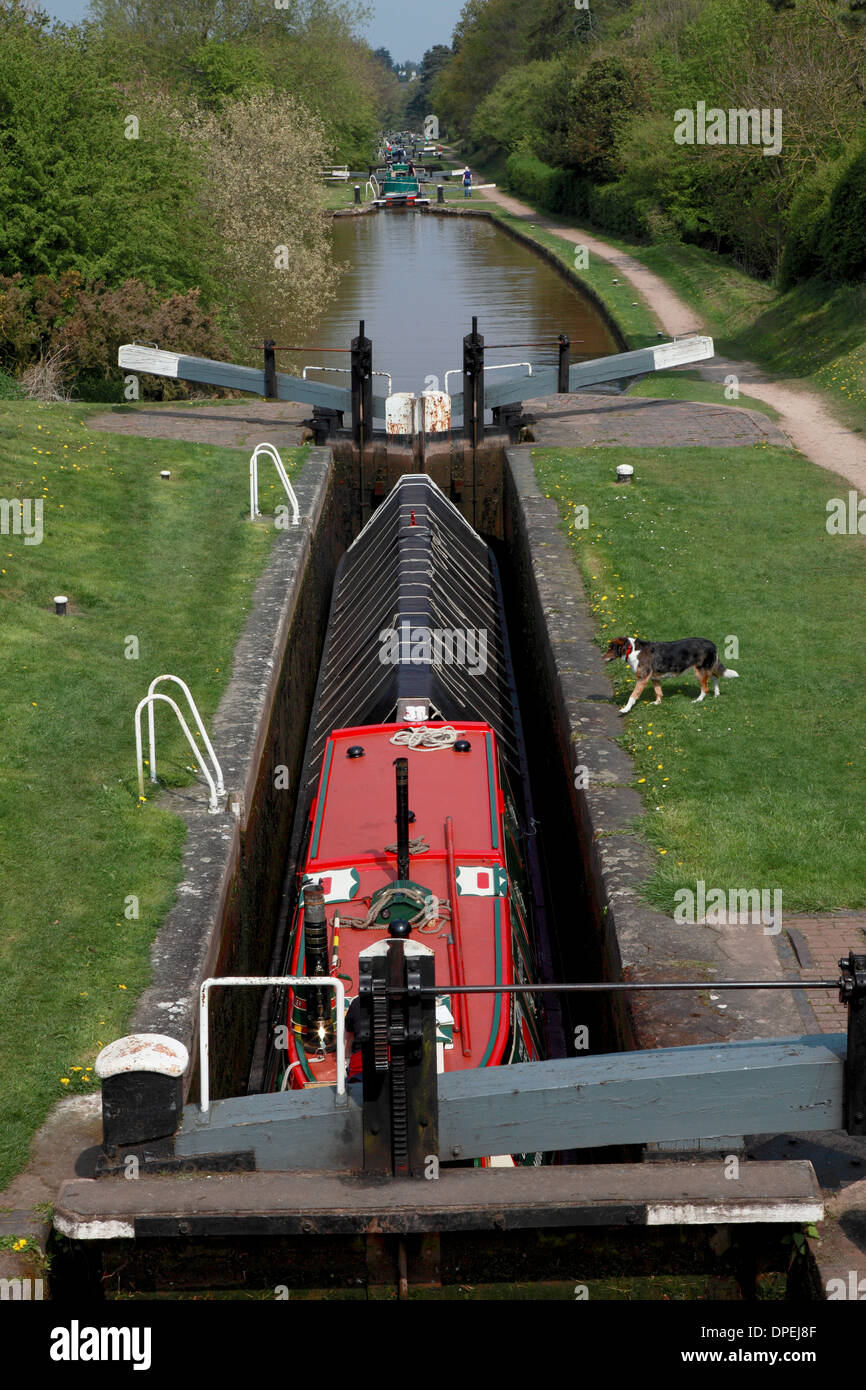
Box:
[505,152,576,213]
[0,367,23,400]
[0,272,230,399]
[470,60,565,158]
[812,142,866,285]
[505,152,652,239]
[585,182,652,240]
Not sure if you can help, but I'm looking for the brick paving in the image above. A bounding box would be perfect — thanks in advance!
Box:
[779,915,866,1032]
[90,399,309,451]
[523,389,789,449]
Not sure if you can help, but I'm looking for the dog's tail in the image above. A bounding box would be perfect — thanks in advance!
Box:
[713,659,739,679]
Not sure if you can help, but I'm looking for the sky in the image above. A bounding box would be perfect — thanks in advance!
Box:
[37,0,463,63]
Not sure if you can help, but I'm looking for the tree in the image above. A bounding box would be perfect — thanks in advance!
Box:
[183,91,334,350]
[470,61,565,157]
[405,44,452,126]
[0,9,214,292]
[544,57,643,179]
[813,137,866,281]
[433,0,525,137]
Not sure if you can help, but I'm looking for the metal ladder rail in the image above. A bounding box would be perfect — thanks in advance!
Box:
[303,365,393,396]
[135,693,221,815]
[145,674,225,797]
[249,442,300,525]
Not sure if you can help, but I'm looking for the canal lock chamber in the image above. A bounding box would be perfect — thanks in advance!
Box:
[49,208,815,1299]
[47,446,800,1301]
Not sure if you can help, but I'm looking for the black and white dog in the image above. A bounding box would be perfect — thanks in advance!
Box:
[603,636,738,714]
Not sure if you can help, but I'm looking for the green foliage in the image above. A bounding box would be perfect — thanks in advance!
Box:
[545,58,645,181]
[778,158,846,288]
[0,0,397,386]
[470,61,560,157]
[405,44,452,128]
[439,0,866,284]
[433,0,524,137]
[0,367,23,399]
[814,139,866,283]
[187,39,270,106]
[521,0,593,60]
[505,152,653,239]
[0,271,230,397]
[0,14,215,294]
[505,152,576,214]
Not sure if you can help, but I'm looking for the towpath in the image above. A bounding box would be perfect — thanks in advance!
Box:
[483,186,866,492]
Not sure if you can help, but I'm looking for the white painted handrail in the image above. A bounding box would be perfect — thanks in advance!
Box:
[444,362,533,397]
[249,442,299,525]
[302,365,349,379]
[199,975,346,1114]
[146,674,225,796]
[134,693,221,814]
[303,365,393,396]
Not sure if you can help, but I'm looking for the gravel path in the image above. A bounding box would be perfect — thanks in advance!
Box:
[484,187,866,491]
[89,400,310,451]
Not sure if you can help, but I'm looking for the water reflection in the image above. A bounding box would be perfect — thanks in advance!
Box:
[288,213,618,396]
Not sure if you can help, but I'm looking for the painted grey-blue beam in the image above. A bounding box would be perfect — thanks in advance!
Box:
[175,1033,845,1171]
[438,1035,845,1159]
[177,1086,360,1170]
[117,344,351,413]
[452,337,714,413]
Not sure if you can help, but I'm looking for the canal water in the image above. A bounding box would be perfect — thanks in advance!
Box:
[297,212,618,395]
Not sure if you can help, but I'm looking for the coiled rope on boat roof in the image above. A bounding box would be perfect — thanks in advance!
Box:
[339,885,451,935]
[384,836,430,855]
[390,725,464,751]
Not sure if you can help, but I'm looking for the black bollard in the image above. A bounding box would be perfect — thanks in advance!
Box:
[350,320,373,450]
[96,1034,188,1150]
[462,316,484,448]
[354,184,361,204]
[558,333,570,394]
[263,339,277,400]
[437,185,444,205]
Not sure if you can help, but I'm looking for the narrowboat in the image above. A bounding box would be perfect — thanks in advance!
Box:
[256,476,558,1158]
[373,161,430,209]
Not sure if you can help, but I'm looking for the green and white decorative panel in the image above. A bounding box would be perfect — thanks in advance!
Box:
[301,868,360,904]
[455,864,508,897]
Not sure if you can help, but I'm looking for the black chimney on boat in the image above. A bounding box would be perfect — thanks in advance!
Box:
[394,758,410,882]
[303,881,334,1051]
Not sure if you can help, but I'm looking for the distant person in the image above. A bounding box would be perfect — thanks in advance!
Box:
[462,166,472,198]
[408,160,416,177]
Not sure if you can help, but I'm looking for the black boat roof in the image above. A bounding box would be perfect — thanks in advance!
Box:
[299,474,521,804]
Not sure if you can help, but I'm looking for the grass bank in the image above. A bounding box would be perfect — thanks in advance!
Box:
[533,443,865,915]
[466,151,866,436]
[489,179,866,436]
[0,399,304,1189]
